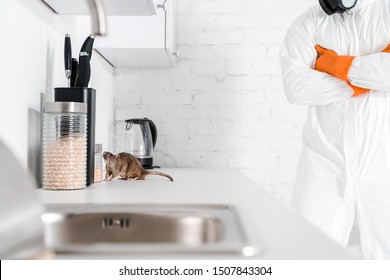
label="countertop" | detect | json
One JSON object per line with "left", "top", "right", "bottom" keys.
{"left": 37, "top": 168, "right": 353, "bottom": 259}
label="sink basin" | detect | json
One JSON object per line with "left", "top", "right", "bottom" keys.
{"left": 42, "top": 204, "right": 259, "bottom": 256}
{"left": 43, "top": 210, "right": 222, "bottom": 244}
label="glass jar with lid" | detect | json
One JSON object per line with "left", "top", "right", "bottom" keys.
{"left": 42, "top": 102, "right": 87, "bottom": 190}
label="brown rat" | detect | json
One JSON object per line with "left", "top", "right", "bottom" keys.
{"left": 103, "top": 151, "right": 173, "bottom": 182}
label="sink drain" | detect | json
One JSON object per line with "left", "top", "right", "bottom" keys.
{"left": 102, "top": 217, "right": 130, "bottom": 229}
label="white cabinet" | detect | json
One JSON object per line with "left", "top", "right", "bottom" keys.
{"left": 94, "top": 0, "right": 176, "bottom": 68}
{"left": 43, "top": 0, "right": 176, "bottom": 68}
{"left": 42, "top": 0, "right": 158, "bottom": 16}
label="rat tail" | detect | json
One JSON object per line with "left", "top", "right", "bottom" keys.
{"left": 144, "top": 171, "right": 174, "bottom": 182}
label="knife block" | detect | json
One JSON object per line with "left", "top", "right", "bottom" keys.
{"left": 54, "top": 87, "right": 96, "bottom": 186}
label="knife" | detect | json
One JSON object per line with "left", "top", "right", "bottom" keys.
{"left": 80, "top": 34, "right": 95, "bottom": 61}
{"left": 70, "top": 58, "right": 78, "bottom": 87}
{"left": 75, "top": 52, "right": 90, "bottom": 88}
{"left": 64, "top": 34, "right": 72, "bottom": 87}
{"left": 74, "top": 34, "right": 95, "bottom": 87}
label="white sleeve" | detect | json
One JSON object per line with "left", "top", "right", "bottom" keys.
{"left": 279, "top": 11, "right": 353, "bottom": 106}
{"left": 349, "top": 53, "right": 390, "bottom": 91}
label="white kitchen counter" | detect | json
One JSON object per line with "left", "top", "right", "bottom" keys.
{"left": 37, "top": 168, "right": 353, "bottom": 259}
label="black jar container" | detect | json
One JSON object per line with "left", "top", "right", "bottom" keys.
{"left": 54, "top": 87, "right": 96, "bottom": 186}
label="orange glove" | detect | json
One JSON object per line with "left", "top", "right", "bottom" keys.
{"left": 347, "top": 82, "right": 369, "bottom": 97}
{"left": 381, "top": 44, "right": 390, "bottom": 52}
{"left": 315, "top": 45, "right": 369, "bottom": 97}
{"left": 315, "top": 45, "right": 355, "bottom": 81}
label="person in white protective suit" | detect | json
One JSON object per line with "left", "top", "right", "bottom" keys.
{"left": 280, "top": 0, "right": 390, "bottom": 259}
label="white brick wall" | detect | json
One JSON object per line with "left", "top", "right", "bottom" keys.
{"left": 114, "top": 0, "right": 317, "bottom": 205}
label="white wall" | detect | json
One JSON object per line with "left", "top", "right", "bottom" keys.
{"left": 114, "top": 0, "right": 316, "bottom": 204}
{"left": 0, "top": 0, "right": 114, "bottom": 183}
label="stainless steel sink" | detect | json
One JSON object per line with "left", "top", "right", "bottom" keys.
{"left": 42, "top": 204, "right": 259, "bottom": 256}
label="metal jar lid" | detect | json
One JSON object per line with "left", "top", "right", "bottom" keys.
{"left": 43, "top": 102, "right": 87, "bottom": 114}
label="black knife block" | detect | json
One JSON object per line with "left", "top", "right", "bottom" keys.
{"left": 54, "top": 87, "right": 96, "bottom": 186}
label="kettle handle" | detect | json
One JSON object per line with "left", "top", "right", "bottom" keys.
{"left": 145, "top": 118, "right": 157, "bottom": 149}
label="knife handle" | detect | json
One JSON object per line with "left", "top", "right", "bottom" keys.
{"left": 75, "top": 52, "right": 90, "bottom": 88}
{"left": 64, "top": 34, "right": 72, "bottom": 79}
{"left": 80, "top": 34, "right": 95, "bottom": 61}
{"left": 70, "top": 58, "right": 78, "bottom": 87}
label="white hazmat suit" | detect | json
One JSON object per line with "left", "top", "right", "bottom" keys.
{"left": 280, "top": 0, "right": 390, "bottom": 259}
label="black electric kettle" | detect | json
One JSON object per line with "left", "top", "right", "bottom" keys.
{"left": 124, "top": 118, "right": 157, "bottom": 168}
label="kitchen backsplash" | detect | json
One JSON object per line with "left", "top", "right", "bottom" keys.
{"left": 114, "top": 0, "right": 315, "bottom": 204}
